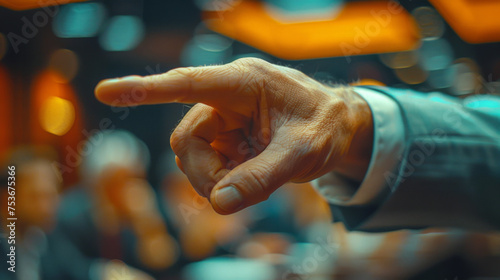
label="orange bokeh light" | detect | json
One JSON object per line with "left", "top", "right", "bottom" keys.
{"left": 429, "top": 0, "right": 500, "bottom": 44}
{"left": 0, "top": 0, "right": 87, "bottom": 11}
{"left": 203, "top": 1, "right": 421, "bottom": 60}
{"left": 0, "top": 65, "right": 13, "bottom": 156}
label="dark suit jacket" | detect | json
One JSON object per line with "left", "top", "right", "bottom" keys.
{"left": 330, "top": 87, "right": 500, "bottom": 232}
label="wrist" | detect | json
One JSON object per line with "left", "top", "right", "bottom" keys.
{"left": 332, "top": 86, "right": 374, "bottom": 182}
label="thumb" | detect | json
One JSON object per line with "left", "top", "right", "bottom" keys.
{"left": 209, "top": 144, "right": 295, "bottom": 214}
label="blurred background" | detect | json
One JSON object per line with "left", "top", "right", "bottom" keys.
{"left": 0, "top": 0, "right": 500, "bottom": 279}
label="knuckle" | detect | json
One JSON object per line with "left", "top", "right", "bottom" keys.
{"left": 230, "top": 58, "right": 284, "bottom": 93}
{"left": 170, "top": 125, "right": 188, "bottom": 156}
{"left": 230, "top": 57, "right": 277, "bottom": 78}
{"left": 232, "top": 57, "right": 270, "bottom": 70}
{"left": 246, "top": 166, "right": 271, "bottom": 200}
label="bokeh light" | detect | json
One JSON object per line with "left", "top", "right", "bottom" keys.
{"left": 0, "top": 66, "right": 13, "bottom": 155}
{"left": 351, "top": 79, "right": 386, "bottom": 86}
{"left": 195, "top": 0, "right": 242, "bottom": 12}
{"left": 48, "top": 49, "right": 79, "bottom": 83}
{"left": 427, "top": 0, "right": 500, "bottom": 44}
{"left": 412, "top": 7, "right": 445, "bottom": 40}
{"left": 185, "top": 257, "right": 276, "bottom": 280}
{"left": 0, "top": 33, "right": 6, "bottom": 60}
{"left": 181, "top": 34, "right": 233, "bottom": 66}
{"left": 39, "top": 96, "right": 76, "bottom": 136}
{"left": 427, "top": 67, "right": 456, "bottom": 89}
{"left": 418, "top": 39, "right": 453, "bottom": 71}
{"left": 266, "top": 0, "right": 342, "bottom": 14}
{"left": 451, "top": 59, "right": 480, "bottom": 96}
{"left": 99, "top": 16, "right": 145, "bottom": 51}
{"left": 265, "top": 0, "right": 344, "bottom": 22}
{"left": 53, "top": 2, "right": 106, "bottom": 38}
{"left": 395, "top": 64, "right": 428, "bottom": 85}
{"left": 379, "top": 51, "right": 418, "bottom": 69}
{"left": 203, "top": 0, "right": 420, "bottom": 60}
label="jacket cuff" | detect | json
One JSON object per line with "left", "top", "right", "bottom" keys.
{"left": 313, "top": 87, "right": 405, "bottom": 205}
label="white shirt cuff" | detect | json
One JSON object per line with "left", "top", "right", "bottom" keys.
{"left": 312, "top": 87, "right": 405, "bottom": 206}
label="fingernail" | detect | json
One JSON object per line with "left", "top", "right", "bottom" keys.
{"left": 215, "top": 185, "right": 243, "bottom": 212}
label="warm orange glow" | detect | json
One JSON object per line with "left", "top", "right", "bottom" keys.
{"left": 395, "top": 64, "right": 428, "bottom": 85}
{"left": 30, "top": 70, "right": 84, "bottom": 187}
{"left": 0, "top": 65, "right": 13, "bottom": 155}
{"left": 351, "top": 79, "right": 386, "bottom": 86}
{"left": 39, "top": 96, "right": 75, "bottom": 136}
{"left": 379, "top": 51, "right": 418, "bottom": 69}
{"left": 0, "top": 0, "right": 87, "bottom": 11}
{"left": 203, "top": 1, "right": 420, "bottom": 60}
{"left": 30, "top": 70, "right": 82, "bottom": 140}
{"left": 429, "top": 0, "right": 500, "bottom": 44}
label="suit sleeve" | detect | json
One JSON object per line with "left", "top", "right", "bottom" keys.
{"left": 314, "top": 86, "right": 500, "bottom": 232}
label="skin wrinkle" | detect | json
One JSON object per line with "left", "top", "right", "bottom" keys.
{"left": 248, "top": 142, "right": 292, "bottom": 198}
{"left": 168, "top": 68, "right": 194, "bottom": 104}
{"left": 95, "top": 57, "right": 374, "bottom": 214}
{"left": 204, "top": 65, "right": 359, "bottom": 192}
{"left": 289, "top": 88, "right": 355, "bottom": 182}
{"left": 246, "top": 164, "right": 272, "bottom": 201}
{"left": 258, "top": 78, "right": 271, "bottom": 146}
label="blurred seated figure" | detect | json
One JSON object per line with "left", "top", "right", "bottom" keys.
{"left": 158, "top": 153, "right": 251, "bottom": 261}
{"left": 0, "top": 146, "right": 63, "bottom": 280}
{"left": 56, "top": 130, "right": 178, "bottom": 279}
{"left": 158, "top": 152, "right": 332, "bottom": 262}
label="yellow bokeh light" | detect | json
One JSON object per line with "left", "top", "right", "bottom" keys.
{"left": 40, "top": 96, "right": 75, "bottom": 136}
{"left": 351, "top": 79, "right": 386, "bottom": 87}
{"left": 379, "top": 51, "right": 418, "bottom": 69}
{"left": 395, "top": 65, "right": 428, "bottom": 85}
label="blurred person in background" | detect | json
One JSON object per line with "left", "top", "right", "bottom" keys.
{"left": 55, "top": 130, "right": 178, "bottom": 279}
{"left": 0, "top": 147, "right": 63, "bottom": 280}
{"left": 158, "top": 152, "right": 331, "bottom": 264}
{"left": 0, "top": 147, "right": 151, "bottom": 280}
{"left": 157, "top": 151, "right": 298, "bottom": 262}
{"left": 159, "top": 161, "right": 251, "bottom": 261}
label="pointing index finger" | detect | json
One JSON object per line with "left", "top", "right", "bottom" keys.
{"left": 95, "top": 63, "right": 245, "bottom": 108}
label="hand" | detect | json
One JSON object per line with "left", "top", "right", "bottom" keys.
{"left": 95, "top": 58, "right": 373, "bottom": 214}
